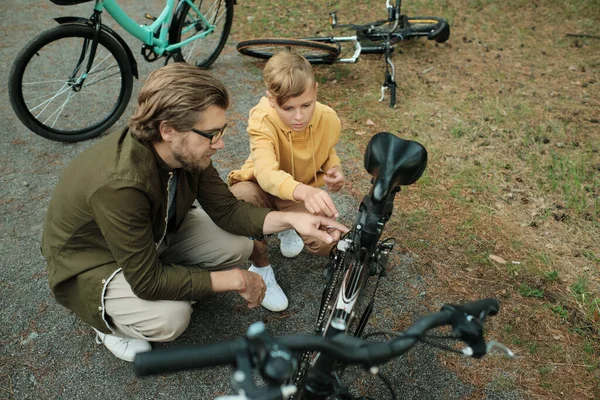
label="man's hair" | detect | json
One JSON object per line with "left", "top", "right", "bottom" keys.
{"left": 263, "top": 52, "right": 316, "bottom": 106}
{"left": 129, "top": 63, "right": 229, "bottom": 142}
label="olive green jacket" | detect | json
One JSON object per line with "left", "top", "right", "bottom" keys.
{"left": 41, "top": 129, "right": 270, "bottom": 333}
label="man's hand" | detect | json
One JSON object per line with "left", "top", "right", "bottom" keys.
{"left": 324, "top": 166, "right": 345, "bottom": 193}
{"left": 237, "top": 269, "right": 266, "bottom": 308}
{"left": 288, "top": 213, "right": 349, "bottom": 245}
{"left": 293, "top": 184, "right": 339, "bottom": 218}
{"left": 210, "top": 269, "right": 265, "bottom": 308}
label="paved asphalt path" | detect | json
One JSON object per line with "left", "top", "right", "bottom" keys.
{"left": 0, "top": 1, "right": 523, "bottom": 399}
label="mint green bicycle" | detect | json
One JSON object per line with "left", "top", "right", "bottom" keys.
{"left": 8, "top": 0, "right": 234, "bottom": 142}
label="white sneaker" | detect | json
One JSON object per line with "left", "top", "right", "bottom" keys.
{"left": 278, "top": 229, "right": 304, "bottom": 258}
{"left": 249, "top": 265, "right": 289, "bottom": 312}
{"left": 94, "top": 328, "right": 151, "bottom": 362}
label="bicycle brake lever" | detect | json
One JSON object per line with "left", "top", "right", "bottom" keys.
{"left": 461, "top": 341, "right": 514, "bottom": 358}
{"left": 486, "top": 341, "right": 515, "bottom": 357}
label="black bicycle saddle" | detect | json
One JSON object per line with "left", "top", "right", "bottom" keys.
{"left": 364, "top": 132, "right": 428, "bottom": 203}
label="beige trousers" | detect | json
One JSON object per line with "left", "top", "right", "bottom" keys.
{"left": 103, "top": 207, "right": 253, "bottom": 341}
{"left": 229, "top": 181, "right": 335, "bottom": 257}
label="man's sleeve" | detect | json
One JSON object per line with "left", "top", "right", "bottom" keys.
{"left": 195, "top": 163, "right": 272, "bottom": 237}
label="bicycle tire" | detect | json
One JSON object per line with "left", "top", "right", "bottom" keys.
{"left": 8, "top": 24, "right": 133, "bottom": 142}
{"left": 236, "top": 38, "right": 340, "bottom": 64}
{"left": 406, "top": 17, "right": 450, "bottom": 43}
{"left": 170, "top": 0, "right": 234, "bottom": 68}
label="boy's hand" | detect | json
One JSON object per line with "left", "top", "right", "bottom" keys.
{"left": 324, "top": 166, "right": 345, "bottom": 193}
{"left": 293, "top": 184, "right": 339, "bottom": 218}
{"left": 305, "top": 187, "right": 339, "bottom": 218}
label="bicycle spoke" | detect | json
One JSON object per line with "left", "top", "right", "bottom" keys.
{"left": 23, "top": 87, "right": 72, "bottom": 104}
{"left": 202, "top": 0, "right": 225, "bottom": 24}
{"left": 22, "top": 79, "right": 72, "bottom": 86}
{"left": 30, "top": 83, "right": 72, "bottom": 114}
{"left": 44, "top": 88, "right": 77, "bottom": 128}
{"left": 83, "top": 71, "right": 122, "bottom": 88}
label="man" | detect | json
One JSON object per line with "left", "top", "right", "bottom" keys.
{"left": 41, "top": 63, "right": 347, "bottom": 362}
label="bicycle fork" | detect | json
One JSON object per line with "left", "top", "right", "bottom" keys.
{"left": 70, "top": 10, "right": 103, "bottom": 91}
{"left": 379, "top": 1, "right": 399, "bottom": 108}
{"left": 379, "top": 50, "right": 397, "bottom": 108}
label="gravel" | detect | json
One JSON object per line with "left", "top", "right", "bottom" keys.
{"left": 0, "top": 1, "right": 524, "bottom": 399}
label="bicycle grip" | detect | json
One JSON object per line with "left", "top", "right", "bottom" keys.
{"left": 454, "top": 298, "right": 499, "bottom": 318}
{"left": 134, "top": 340, "right": 241, "bottom": 377}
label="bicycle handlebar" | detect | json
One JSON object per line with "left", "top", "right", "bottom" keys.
{"left": 134, "top": 298, "right": 501, "bottom": 378}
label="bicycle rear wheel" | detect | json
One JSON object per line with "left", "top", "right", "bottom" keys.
{"left": 8, "top": 24, "right": 133, "bottom": 142}
{"left": 170, "top": 0, "right": 234, "bottom": 68}
{"left": 236, "top": 38, "right": 340, "bottom": 64}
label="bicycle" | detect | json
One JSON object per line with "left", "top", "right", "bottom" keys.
{"left": 134, "top": 299, "right": 513, "bottom": 399}
{"left": 8, "top": 0, "right": 234, "bottom": 143}
{"left": 132, "top": 132, "right": 515, "bottom": 399}
{"left": 236, "top": 0, "right": 450, "bottom": 109}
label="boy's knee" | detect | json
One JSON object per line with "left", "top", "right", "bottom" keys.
{"left": 230, "top": 182, "right": 269, "bottom": 208}
{"left": 305, "top": 239, "right": 335, "bottom": 258}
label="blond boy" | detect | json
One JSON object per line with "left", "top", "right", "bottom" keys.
{"left": 228, "top": 52, "right": 344, "bottom": 312}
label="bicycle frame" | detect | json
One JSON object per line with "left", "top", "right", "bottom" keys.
{"left": 294, "top": 133, "right": 428, "bottom": 399}
{"left": 298, "top": 197, "right": 397, "bottom": 399}
{"left": 95, "top": 0, "right": 218, "bottom": 55}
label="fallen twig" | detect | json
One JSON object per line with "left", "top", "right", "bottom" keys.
{"left": 566, "top": 33, "right": 600, "bottom": 39}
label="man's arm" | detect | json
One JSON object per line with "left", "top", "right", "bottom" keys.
{"left": 262, "top": 210, "right": 348, "bottom": 243}
{"left": 210, "top": 268, "right": 265, "bottom": 308}
{"left": 196, "top": 162, "right": 271, "bottom": 238}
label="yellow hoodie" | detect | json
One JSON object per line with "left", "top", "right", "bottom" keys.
{"left": 228, "top": 97, "right": 342, "bottom": 201}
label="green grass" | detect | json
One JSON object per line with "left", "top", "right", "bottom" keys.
{"left": 544, "top": 270, "right": 559, "bottom": 282}
{"left": 518, "top": 283, "right": 544, "bottom": 299}
{"left": 551, "top": 305, "right": 568, "bottom": 320}
{"left": 232, "top": 1, "right": 600, "bottom": 397}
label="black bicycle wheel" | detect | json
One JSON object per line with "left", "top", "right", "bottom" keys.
{"left": 8, "top": 24, "right": 133, "bottom": 142}
{"left": 170, "top": 0, "right": 234, "bottom": 68}
{"left": 236, "top": 38, "right": 340, "bottom": 64}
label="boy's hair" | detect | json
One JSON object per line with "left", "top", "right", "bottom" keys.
{"left": 129, "top": 63, "right": 229, "bottom": 142}
{"left": 263, "top": 52, "right": 316, "bottom": 106}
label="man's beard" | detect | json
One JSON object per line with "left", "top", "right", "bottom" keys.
{"left": 173, "top": 137, "right": 211, "bottom": 174}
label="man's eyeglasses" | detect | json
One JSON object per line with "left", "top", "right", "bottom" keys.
{"left": 190, "top": 124, "right": 228, "bottom": 144}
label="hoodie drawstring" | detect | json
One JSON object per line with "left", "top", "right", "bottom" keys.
{"left": 287, "top": 130, "right": 295, "bottom": 179}
{"left": 309, "top": 125, "right": 318, "bottom": 187}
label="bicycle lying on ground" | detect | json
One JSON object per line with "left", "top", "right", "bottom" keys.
{"left": 236, "top": 0, "right": 449, "bottom": 109}
{"left": 134, "top": 132, "right": 513, "bottom": 399}
{"left": 8, "top": 0, "right": 234, "bottom": 142}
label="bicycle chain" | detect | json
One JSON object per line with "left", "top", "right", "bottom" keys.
{"left": 288, "top": 252, "right": 349, "bottom": 394}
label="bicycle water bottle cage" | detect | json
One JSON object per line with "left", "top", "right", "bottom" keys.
{"left": 364, "top": 132, "right": 428, "bottom": 204}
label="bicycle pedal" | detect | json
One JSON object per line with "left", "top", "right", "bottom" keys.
{"left": 144, "top": 13, "right": 157, "bottom": 21}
